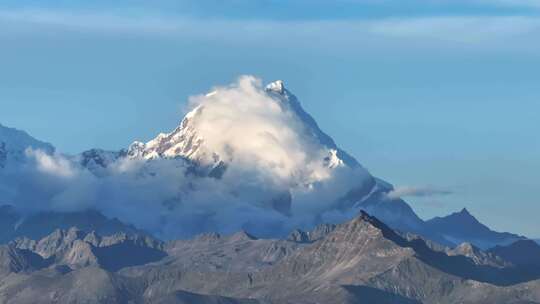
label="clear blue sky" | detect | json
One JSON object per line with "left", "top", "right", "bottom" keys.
{"left": 1, "top": 0, "right": 539, "bottom": 237}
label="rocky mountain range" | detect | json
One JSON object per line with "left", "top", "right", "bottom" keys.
{"left": 0, "top": 78, "right": 538, "bottom": 303}
{"left": 0, "top": 211, "right": 539, "bottom": 304}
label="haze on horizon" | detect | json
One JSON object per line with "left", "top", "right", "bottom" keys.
{"left": 0, "top": 0, "right": 539, "bottom": 237}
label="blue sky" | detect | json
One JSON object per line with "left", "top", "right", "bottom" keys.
{"left": 1, "top": 0, "right": 539, "bottom": 237}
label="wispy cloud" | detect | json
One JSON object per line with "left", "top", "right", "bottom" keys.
{"left": 385, "top": 186, "right": 453, "bottom": 200}
{"left": 370, "top": 16, "right": 540, "bottom": 42}
{"left": 25, "top": 148, "right": 76, "bottom": 178}
{"left": 0, "top": 9, "right": 191, "bottom": 34}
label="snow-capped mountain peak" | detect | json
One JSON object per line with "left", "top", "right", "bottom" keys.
{"left": 126, "top": 78, "right": 365, "bottom": 185}
{"left": 0, "top": 77, "right": 528, "bottom": 248}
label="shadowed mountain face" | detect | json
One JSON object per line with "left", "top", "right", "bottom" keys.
{"left": 488, "top": 240, "right": 540, "bottom": 267}
{"left": 1, "top": 211, "right": 538, "bottom": 304}
{"left": 0, "top": 245, "right": 49, "bottom": 276}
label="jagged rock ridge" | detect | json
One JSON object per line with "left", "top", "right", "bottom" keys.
{"left": 0, "top": 206, "right": 143, "bottom": 244}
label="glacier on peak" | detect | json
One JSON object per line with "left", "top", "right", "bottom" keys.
{"left": 265, "top": 80, "right": 285, "bottom": 94}
{"left": 126, "top": 76, "right": 366, "bottom": 187}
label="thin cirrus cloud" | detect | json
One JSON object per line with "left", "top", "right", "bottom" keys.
{"left": 1, "top": 8, "right": 540, "bottom": 48}
{"left": 483, "top": 0, "right": 540, "bottom": 8}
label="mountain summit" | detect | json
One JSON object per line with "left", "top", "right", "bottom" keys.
{"left": 0, "top": 124, "right": 54, "bottom": 168}
{"left": 426, "top": 208, "right": 524, "bottom": 249}
{"left": 127, "top": 77, "right": 361, "bottom": 175}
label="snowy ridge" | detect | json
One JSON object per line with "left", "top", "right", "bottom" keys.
{"left": 264, "top": 80, "right": 361, "bottom": 169}
{"left": 0, "top": 124, "right": 55, "bottom": 168}
{"left": 127, "top": 105, "right": 209, "bottom": 163}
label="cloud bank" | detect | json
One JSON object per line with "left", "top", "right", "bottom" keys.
{"left": 0, "top": 76, "right": 371, "bottom": 239}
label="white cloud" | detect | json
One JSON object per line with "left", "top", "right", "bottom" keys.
{"left": 187, "top": 76, "right": 335, "bottom": 186}
{"left": 25, "top": 148, "right": 76, "bottom": 178}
